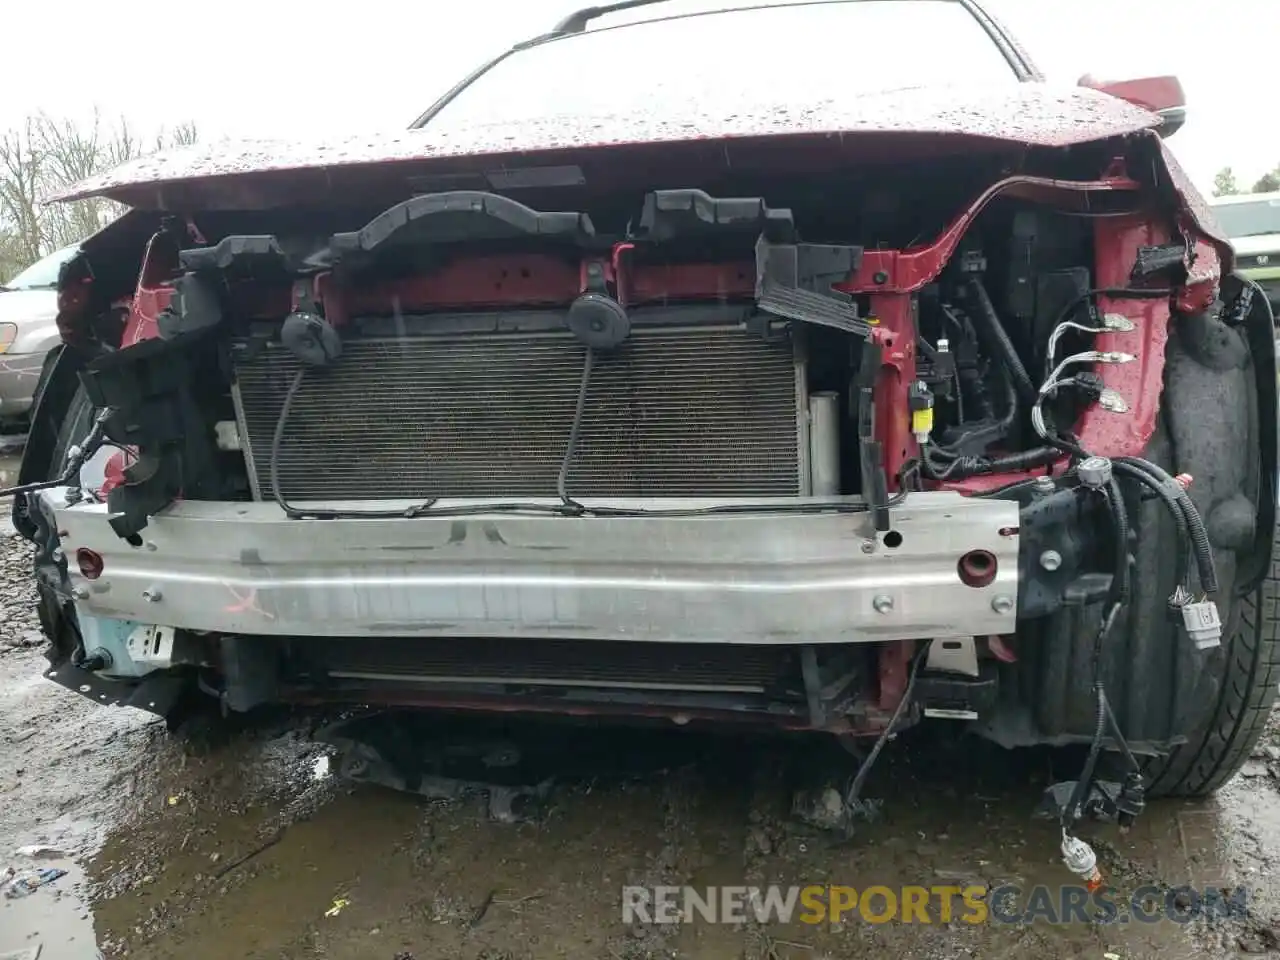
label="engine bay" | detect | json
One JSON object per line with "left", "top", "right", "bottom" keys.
{"left": 47, "top": 163, "right": 1182, "bottom": 532}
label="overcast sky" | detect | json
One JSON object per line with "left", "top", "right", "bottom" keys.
{"left": 1, "top": 0, "right": 1273, "bottom": 195}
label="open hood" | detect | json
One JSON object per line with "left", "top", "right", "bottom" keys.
{"left": 53, "top": 82, "right": 1162, "bottom": 209}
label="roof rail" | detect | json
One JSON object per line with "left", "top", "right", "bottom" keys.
{"left": 551, "top": 0, "right": 676, "bottom": 34}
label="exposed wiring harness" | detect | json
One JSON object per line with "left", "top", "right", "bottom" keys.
{"left": 1029, "top": 287, "right": 1239, "bottom": 843}
{"left": 1031, "top": 349, "right": 1135, "bottom": 446}
{"left": 0, "top": 408, "right": 114, "bottom": 501}
{"left": 841, "top": 640, "right": 931, "bottom": 827}
{"left": 1062, "top": 477, "right": 1130, "bottom": 828}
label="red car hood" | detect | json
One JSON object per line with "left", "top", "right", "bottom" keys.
{"left": 55, "top": 82, "right": 1162, "bottom": 207}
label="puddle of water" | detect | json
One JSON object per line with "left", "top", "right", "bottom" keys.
{"left": 0, "top": 859, "right": 98, "bottom": 960}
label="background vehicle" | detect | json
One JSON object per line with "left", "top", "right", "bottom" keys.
{"left": 0, "top": 245, "right": 77, "bottom": 430}
{"left": 1211, "top": 191, "right": 1280, "bottom": 310}
{"left": 7, "top": 0, "right": 1277, "bottom": 825}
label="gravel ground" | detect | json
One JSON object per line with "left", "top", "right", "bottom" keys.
{"left": 3, "top": 461, "right": 1280, "bottom": 959}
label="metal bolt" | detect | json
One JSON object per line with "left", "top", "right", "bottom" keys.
{"left": 142, "top": 587, "right": 162, "bottom": 603}
{"left": 1033, "top": 476, "right": 1055, "bottom": 492}
{"left": 1039, "top": 549, "right": 1063, "bottom": 572}
{"left": 71, "top": 585, "right": 89, "bottom": 600}
{"left": 873, "top": 595, "right": 894, "bottom": 614}
{"left": 860, "top": 540, "right": 876, "bottom": 555}
{"left": 991, "top": 595, "right": 1015, "bottom": 615}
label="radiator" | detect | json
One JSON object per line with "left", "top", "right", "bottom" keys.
{"left": 233, "top": 322, "right": 806, "bottom": 501}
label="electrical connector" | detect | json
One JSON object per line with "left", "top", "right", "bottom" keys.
{"left": 908, "top": 380, "right": 934, "bottom": 445}
{"left": 1115, "top": 772, "right": 1146, "bottom": 828}
{"left": 1064, "top": 372, "right": 1127, "bottom": 411}
{"left": 1072, "top": 371, "right": 1106, "bottom": 402}
{"left": 1098, "top": 388, "right": 1129, "bottom": 413}
{"left": 1096, "top": 351, "right": 1136, "bottom": 364}
{"left": 1182, "top": 600, "right": 1222, "bottom": 650}
{"left": 1061, "top": 833, "right": 1103, "bottom": 891}
{"left": 1077, "top": 456, "right": 1113, "bottom": 489}
{"left": 1100, "top": 313, "right": 1136, "bottom": 332}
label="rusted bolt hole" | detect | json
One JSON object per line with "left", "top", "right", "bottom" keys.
{"left": 957, "top": 549, "right": 998, "bottom": 588}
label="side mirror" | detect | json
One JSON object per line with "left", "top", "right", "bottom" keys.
{"left": 1078, "top": 74, "right": 1187, "bottom": 138}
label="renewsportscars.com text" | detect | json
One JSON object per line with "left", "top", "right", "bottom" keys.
{"left": 622, "top": 884, "right": 1251, "bottom": 926}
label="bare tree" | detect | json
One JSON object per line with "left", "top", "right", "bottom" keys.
{"left": 0, "top": 113, "right": 198, "bottom": 283}
{"left": 1253, "top": 164, "right": 1280, "bottom": 194}
{"left": 0, "top": 120, "right": 47, "bottom": 269}
{"left": 1212, "top": 167, "right": 1240, "bottom": 198}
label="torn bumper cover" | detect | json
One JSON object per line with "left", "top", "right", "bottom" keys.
{"left": 47, "top": 491, "right": 1017, "bottom": 644}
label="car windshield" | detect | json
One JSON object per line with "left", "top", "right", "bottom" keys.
{"left": 422, "top": 0, "right": 1019, "bottom": 129}
{"left": 1214, "top": 196, "right": 1280, "bottom": 239}
{"left": 6, "top": 245, "right": 78, "bottom": 291}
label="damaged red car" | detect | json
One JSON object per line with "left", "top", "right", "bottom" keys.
{"left": 9, "top": 0, "right": 1278, "bottom": 829}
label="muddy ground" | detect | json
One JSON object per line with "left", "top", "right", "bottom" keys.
{"left": 3, "top": 455, "right": 1280, "bottom": 959}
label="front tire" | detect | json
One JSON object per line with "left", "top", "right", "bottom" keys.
{"left": 1145, "top": 521, "right": 1280, "bottom": 797}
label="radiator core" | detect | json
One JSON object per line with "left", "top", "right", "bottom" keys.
{"left": 233, "top": 321, "right": 806, "bottom": 501}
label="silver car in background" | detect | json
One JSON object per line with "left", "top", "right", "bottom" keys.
{"left": 0, "top": 246, "right": 77, "bottom": 427}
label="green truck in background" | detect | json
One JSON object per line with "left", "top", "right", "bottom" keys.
{"left": 1212, "top": 191, "right": 1280, "bottom": 312}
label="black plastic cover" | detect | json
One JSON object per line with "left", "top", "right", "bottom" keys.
{"left": 754, "top": 236, "right": 868, "bottom": 338}
{"left": 635, "top": 189, "right": 795, "bottom": 243}
{"left": 179, "top": 236, "right": 286, "bottom": 273}
{"left": 329, "top": 192, "right": 596, "bottom": 256}
{"left": 156, "top": 273, "right": 224, "bottom": 340}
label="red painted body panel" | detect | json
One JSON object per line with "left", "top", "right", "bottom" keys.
{"left": 868, "top": 294, "right": 918, "bottom": 483}
{"left": 877, "top": 640, "right": 914, "bottom": 711}
{"left": 1079, "top": 75, "right": 1186, "bottom": 114}
{"left": 122, "top": 231, "right": 179, "bottom": 347}
{"left": 839, "top": 173, "right": 1146, "bottom": 295}
{"left": 1078, "top": 217, "right": 1172, "bottom": 456}
{"left": 55, "top": 83, "right": 1160, "bottom": 208}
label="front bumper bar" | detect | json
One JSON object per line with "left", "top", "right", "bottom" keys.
{"left": 49, "top": 492, "right": 1018, "bottom": 644}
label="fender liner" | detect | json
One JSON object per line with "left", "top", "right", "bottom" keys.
{"left": 1008, "top": 290, "right": 1271, "bottom": 751}
{"left": 1233, "top": 274, "right": 1277, "bottom": 593}
{"left": 10, "top": 343, "right": 88, "bottom": 540}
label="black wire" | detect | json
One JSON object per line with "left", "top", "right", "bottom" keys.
{"left": 266, "top": 363, "right": 890, "bottom": 521}
{"left": 1048, "top": 286, "right": 1173, "bottom": 335}
{"left": 0, "top": 408, "right": 112, "bottom": 500}
{"left": 557, "top": 347, "right": 593, "bottom": 515}
{"left": 270, "top": 334, "right": 921, "bottom": 520}
{"left": 1113, "top": 460, "right": 1190, "bottom": 593}
{"left": 966, "top": 278, "right": 1037, "bottom": 404}
{"left": 1042, "top": 286, "right": 1174, "bottom": 382}
{"left": 1114, "top": 456, "right": 1217, "bottom": 595}
{"left": 843, "top": 641, "right": 931, "bottom": 814}
{"left": 1101, "top": 689, "right": 1142, "bottom": 773}
{"left": 1105, "top": 476, "right": 1132, "bottom": 606}
{"left": 1062, "top": 480, "right": 1128, "bottom": 827}
{"left": 269, "top": 368, "right": 441, "bottom": 520}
